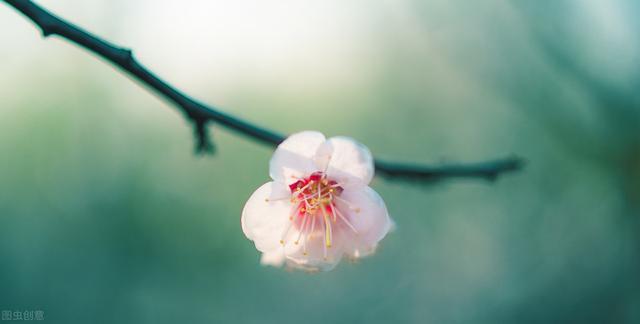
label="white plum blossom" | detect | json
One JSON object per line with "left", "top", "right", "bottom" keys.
{"left": 241, "top": 131, "right": 394, "bottom": 272}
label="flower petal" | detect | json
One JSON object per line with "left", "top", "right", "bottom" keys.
{"left": 241, "top": 181, "right": 294, "bottom": 253}
{"left": 314, "top": 136, "right": 374, "bottom": 187}
{"left": 270, "top": 131, "right": 326, "bottom": 183}
{"left": 285, "top": 228, "right": 346, "bottom": 272}
{"left": 335, "top": 186, "right": 393, "bottom": 258}
{"left": 260, "top": 250, "right": 286, "bottom": 267}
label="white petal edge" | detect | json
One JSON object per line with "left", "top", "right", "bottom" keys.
{"left": 270, "top": 131, "right": 326, "bottom": 184}
{"left": 260, "top": 250, "right": 286, "bottom": 267}
{"left": 336, "top": 186, "right": 393, "bottom": 258}
{"left": 314, "top": 136, "right": 374, "bottom": 188}
{"left": 241, "top": 181, "right": 294, "bottom": 253}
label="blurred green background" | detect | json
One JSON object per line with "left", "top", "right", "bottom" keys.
{"left": 1, "top": 0, "right": 639, "bottom": 323}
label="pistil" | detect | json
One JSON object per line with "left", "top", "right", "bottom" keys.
{"left": 278, "top": 171, "right": 359, "bottom": 258}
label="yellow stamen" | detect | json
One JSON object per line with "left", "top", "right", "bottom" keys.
{"left": 322, "top": 205, "right": 332, "bottom": 248}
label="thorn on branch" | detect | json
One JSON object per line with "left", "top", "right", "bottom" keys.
{"left": 39, "top": 23, "right": 56, "bottom": 37}
{"left": 193, "top": 118, "right": 214, "bottom": 155}
{"left": 116, "top": 48, "right": 134, "bottom": 64}
{"left": 37, "top": 13, "right": 60, "bottom": 37}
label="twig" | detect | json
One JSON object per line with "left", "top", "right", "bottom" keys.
{"left": 2, "top": 0, "right": 524, "bottom": 182}
{"left": 375, "top": 157, "right": 524, "bottom": 182}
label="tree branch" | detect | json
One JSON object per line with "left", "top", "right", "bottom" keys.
{"left": 375, "top": 157, "right": 524, "bottom": 182}
{"left": 2, "top": 0, "right": 524, "bottom": 182}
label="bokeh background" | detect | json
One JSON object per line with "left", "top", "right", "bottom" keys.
{"left": 1, "top": 0, "right": 639, "bottom": 323}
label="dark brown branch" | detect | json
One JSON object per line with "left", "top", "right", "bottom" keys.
{"left": 2, "top": 0, "right": 524, "bottom": 182}
{"left": 375, "top": 157, "right": 524, "bottom": 182}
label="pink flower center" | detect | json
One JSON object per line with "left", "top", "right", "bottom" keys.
{"left": 278, "top": 171, "right": 359, "bottom": 259}
{"left": 288, "top": 171, "right": 343, "bottom": 215}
